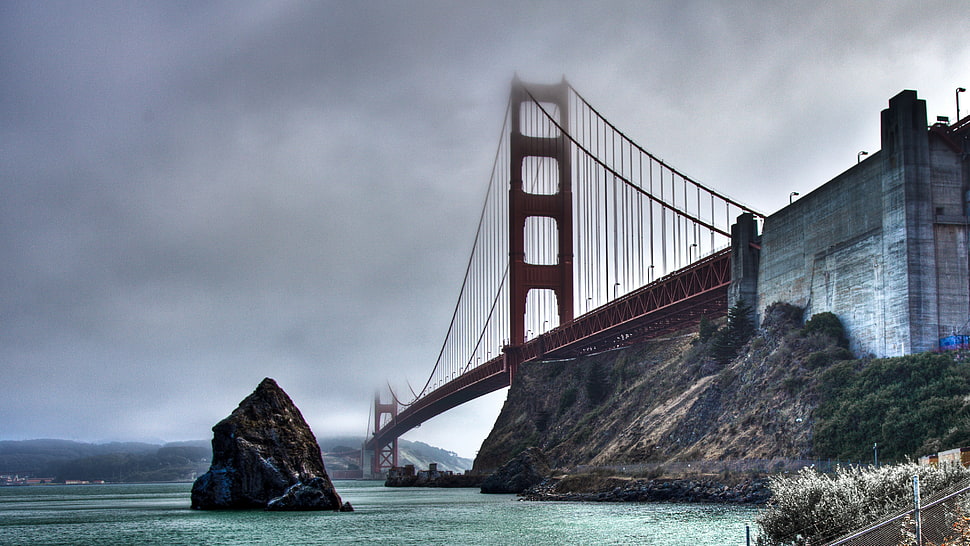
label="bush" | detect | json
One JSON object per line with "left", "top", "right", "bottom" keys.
{"left": 757, "top": 462, "right": 970, "bottom": 545}
{"left": 802, "top": 312, "right": 849, "bottom": 349}
{"left": 813, "top": 352, "right": 970, "bottom": 460}
{"left": 761, "top": 302, "right": 804, "bottom": 336}
{"left": 697, "top": 316, "right": 718, "bottom": 344}
{"left": 558, "top": 387, "right": 578, "bottom": 415}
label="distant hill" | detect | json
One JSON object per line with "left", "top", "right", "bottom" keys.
{"left": 0, "top": 439, "right": 210, "bottom": 482}
{"left": 1, "top": 437, "right": 472, "bottom": 482}
{"left": 398, "top": 440, "right": 473, "bottom": 473}
{"left": 318, "top": 436, "right": 473, "bottom": 474}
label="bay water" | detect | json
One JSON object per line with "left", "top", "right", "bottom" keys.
{"left": 0, "top": 481, "right": 760, "bottom": 545}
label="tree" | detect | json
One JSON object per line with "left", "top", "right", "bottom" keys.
{"left": 711, "top": 299, "right": 756, "bottom": 364}
{"left": 696, "top": 316, "right": 718, "bottom": 344}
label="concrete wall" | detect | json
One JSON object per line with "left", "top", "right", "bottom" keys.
{"left": 750, "top": 90, "right": 969, "bottom": 357}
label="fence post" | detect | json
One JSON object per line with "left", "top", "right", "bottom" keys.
{"left": 913, "top": 474, "right": 922, "bottom": 544}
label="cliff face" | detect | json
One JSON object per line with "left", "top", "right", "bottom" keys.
{"left": 474, "top": 305, "right": 846, "bottom": 472}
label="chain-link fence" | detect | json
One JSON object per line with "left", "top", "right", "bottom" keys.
{"left": 823, "top": 479, "right": 970, "bottom": 546}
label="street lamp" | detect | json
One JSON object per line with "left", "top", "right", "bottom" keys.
{"left": 958, "top": 87, "right": 967, "bottom": 120}
{"left": 789, "top": 191, "right": 799, "bottom": 204}
{"left": 857, "top": 151, "right": 868, "bottom": 164}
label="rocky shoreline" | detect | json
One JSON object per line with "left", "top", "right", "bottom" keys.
{"left": 519, "top": 476, "right": 771, "bottom": 504}
{"left": 384, "top": 463, "right": 484, "bottom": 488}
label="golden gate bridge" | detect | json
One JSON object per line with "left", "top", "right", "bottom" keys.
{"left": 364, "top": 77, "right": 762, "bottom": 474}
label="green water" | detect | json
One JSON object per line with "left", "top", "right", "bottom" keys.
{"left": 0, "top": 481, "right": 760, "bottom": 545}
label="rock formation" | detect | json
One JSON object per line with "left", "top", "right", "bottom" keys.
{"left": 473, "top": 304, "right": 842, "bottom": 473}
{"left": 190, "top": 377, "right": 343, "bottom": 510}
{"left": 520, "top": 476, "right": 771, "bottom": 504}
{"left": 480, "top": 447, "right": 550, "bottom": 494}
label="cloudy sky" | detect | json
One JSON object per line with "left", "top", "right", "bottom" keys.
{"left": 2, "top": 1, "right": 969, "bottom": 458}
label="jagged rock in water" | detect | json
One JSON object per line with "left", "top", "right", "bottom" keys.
{"left": 266, "top": 477, "right": 353, "bottom": 511}
{"left": 480, "top": 447, "right": 551, "bottom": 494}
{"left": 190, "top": 378, "right": 343, "bottom": 510}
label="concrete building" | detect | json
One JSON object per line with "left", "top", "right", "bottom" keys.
{"left": 733, "top": 90, "right": 970, "bottom": 357}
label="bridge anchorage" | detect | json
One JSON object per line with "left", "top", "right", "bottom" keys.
{"left": 364, "top": 77, "right": 761, "bottom": 476}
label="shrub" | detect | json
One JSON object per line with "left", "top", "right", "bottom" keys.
{"left": 558, "top": 387, "right": 578, "bottom": 415}
{"left": 761, "top": 302, "right": 804, "bottom": 336}
{"left": 697, "top": 316, "right": 718, "bottom": 344}
{"left": 802, "top": 312, "right": 849, "bottom": 349}
{"left": 757, "top": 462, "right": 970, "bottom": 545}
{"left": 805, "top": 347, "right": 852, "bottom": 371}
{"left": 814, "top": 352, "right": 970, "bottom": 460}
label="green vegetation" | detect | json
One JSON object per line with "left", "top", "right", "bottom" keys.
{"left": 710, "top": 299, "right": 756, "bottom": 364}
{"left": 585, "top": 364, "right": 611, "bottom": 404}
{"left": 696, "top": 316, "right": 718, "bottom": 344}
{"left": 757, "top": 462, "right": 970, "bottom": 545}
{"left": 0, "top": 440, "right": 210, "bottom": 482}
{"left": 558, "top": 387, "right": 578, "bottom": 415}
{"left": 814, "top": 351, "right": 970, "bottom": 461}
{"left": 802, "top": 311, "right": 849, "bottom": 349}
{"left": 53, "top": 447, "right": 209, "bottom": 482}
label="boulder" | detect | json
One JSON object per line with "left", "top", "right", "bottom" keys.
{"left": 480, "top": 447, "right": 551, "bottom": 494}
{"left": 190, "top": 377, "right": 343, "bottom": 510}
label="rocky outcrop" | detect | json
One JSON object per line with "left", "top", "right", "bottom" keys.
{"left": 520, "top": 476, "right": 771, "bottom": 504}
{"left": 190, "top": 378, "right": 343, "bottom": 510}
{"left": 474, "top": 304, "right": 843, "bottom": 473}
{"left": 480, "top": 447, "right": 550, "bottom": 494}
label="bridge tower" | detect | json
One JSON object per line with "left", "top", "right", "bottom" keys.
{"left": 370, "top": 393, "right": 398, "bottom": 476}
{"left": 508, "top": 78, "right": 573, "bottom": 362}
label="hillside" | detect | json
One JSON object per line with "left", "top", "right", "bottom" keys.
{"left": 473, "top": 303, "right": 970, "bottom": 473}
{"left": 319, "top": 437, "right": 473, "bottom": 474}
{"left": 0, "top": 439, "right": 210, "bottom": 482}
{"left": 2, "top": 436, "right": 473, "bottom": 482}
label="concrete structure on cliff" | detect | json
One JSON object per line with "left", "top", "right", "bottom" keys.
{"left": 732, "top": 90, "right": 970, "bottom": 357}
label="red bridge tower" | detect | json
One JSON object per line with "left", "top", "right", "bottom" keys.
{"left": 508, "top": 77, "right": 574, "bottom": 370}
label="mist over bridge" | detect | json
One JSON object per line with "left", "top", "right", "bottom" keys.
{"left": 364, "top": 78, "right": 761, "bottom": 475}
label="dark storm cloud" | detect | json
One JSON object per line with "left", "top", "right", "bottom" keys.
{"left": 2, "top": 1, "right": 968, "bottom": 456}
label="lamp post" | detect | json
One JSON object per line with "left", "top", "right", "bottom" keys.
{"left": 789, "top": 191, "right": 799, "bottom": 204}
{"left": 857, "top": 151, "right": 868, "bottom": 164}
{"left": 958, "top": 87, "right": 966, "bottom": 120}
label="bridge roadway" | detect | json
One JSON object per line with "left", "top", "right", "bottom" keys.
{"left": 365, "top": 248, "right": 732, "bottom": 452}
